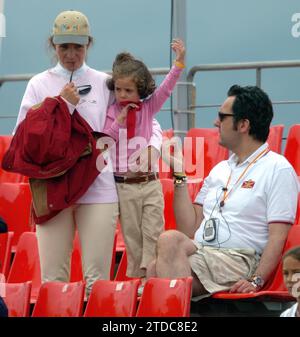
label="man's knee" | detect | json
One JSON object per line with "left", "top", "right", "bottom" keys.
{"left": 157, "top": 230, "right": 184, "bottom": 255}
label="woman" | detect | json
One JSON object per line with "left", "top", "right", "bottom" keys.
{"left": 14, "top": 10, "right": 162, "bottom": 296}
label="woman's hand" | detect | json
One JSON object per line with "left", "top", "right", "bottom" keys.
{"left": 171, "top": 38, "right": 186, "bottom": 65}
{"left": 117, "top": 102, "right": 139, "bottom": 125}
{"left": 60, "top": 83, "right": 80, "bottom": 106}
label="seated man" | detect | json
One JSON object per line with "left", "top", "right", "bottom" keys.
{"left": 149, "top": 85, "right": 299, "bottom": 297}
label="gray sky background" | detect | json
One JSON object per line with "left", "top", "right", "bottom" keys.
{"left": 0, "top": 0, "right": 300, "bottom": 135}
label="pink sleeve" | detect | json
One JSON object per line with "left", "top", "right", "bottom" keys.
{"left": 144, "top": 65, "right": 183, "bottom": 116}
{"left": 102, "top": 105, "right": 123, "bottom": 140}
{"left": 149, "top": 118, "right": 162, "bottom": 152}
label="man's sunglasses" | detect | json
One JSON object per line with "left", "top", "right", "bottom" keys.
{"left": 218, "top": 111, "right": 234, "bottom": 122}
{"left": 77, "top": 85, "right": 92, "bottom": 95}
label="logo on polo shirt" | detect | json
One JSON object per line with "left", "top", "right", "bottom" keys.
{"left": 241, "top": 179, "right": 255, "bottom": 188}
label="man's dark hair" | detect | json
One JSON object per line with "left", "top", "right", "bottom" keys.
{"left": 227, "top": 85, "right": 273, "bottom": 142}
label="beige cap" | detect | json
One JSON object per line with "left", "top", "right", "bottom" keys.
{"left": 52, "top": 10, "right": 90, "bottom": 45}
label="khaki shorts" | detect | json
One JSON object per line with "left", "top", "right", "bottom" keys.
{"left": 189, "top": 241, "right": 259, "bottom": 299}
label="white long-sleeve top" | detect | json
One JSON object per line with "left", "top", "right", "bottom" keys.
{"left": 14, "top": 62, "right": 162, "bottom": 204}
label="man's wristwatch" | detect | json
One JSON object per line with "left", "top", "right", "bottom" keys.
{"left": 250, "top": 275, "right": 265, "bottom": 290}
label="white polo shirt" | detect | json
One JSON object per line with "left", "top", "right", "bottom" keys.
{"left": 194, "top": 143, "right": 299, "bottom": 254}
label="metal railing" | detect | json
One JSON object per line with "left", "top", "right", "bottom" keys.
{"left": 186, "top": 60, "right": 300, "bottom": 129}
{"left": 0, "top": 67, "right": 170, "bottom": 118}
{"left": 0, "top": 68, "right": 170, "bottom": 87}
{"left": 2, "top": 60, "right": 300, "bottom": 131}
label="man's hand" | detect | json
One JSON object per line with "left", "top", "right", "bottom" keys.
{"left": 60, "top": 83, "right": 80, "bottom": 106}
{"left": 229, "top": 279, "right": 258, "bottom": 294}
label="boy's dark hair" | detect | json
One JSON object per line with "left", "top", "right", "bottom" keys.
{"left": 107, "top": 52, "right": 156, "bottom": 99}
{"left": 283, "top": 246, "right": 300, "bottom": 262}
{"left": 227, "top": 85, "right": 273, "bottom": 142}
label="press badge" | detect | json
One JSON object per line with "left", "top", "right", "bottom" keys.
{"left": 203, "top": 218, "right": 217, "bottom": 242}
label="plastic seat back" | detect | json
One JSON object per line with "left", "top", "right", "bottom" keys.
{"left": 0, "top": 135, "right": 28, "bottom": 183}
{"left": 284, "top": 124, "right": 300, "bottom": 175}
{"left": 0, "top": 182, "right": 32, "bottom": 250}
{"left": 136, "top": 277, "right": 193, "bottom": 317}
{"left": 115, "top": 221, "right": 126, "bottom": 253}
{"left": 84, "top": 279, "right": 140, "bottom": 317}
{"left": 160, "top": 178, "right": 203, "bottom": 230}
{"left": 1, "top": 281, "right": 32, "bottom": 317}
{"left": 185, "top": 128, "right": 228, "bottom": 180}
{"left": 159, "top": 129, "right": 174, "bottom": 179}
{"left": 7, "top": 232, "right": 41, "bottom": 302}
{"left": 160, "top": 178, "right": 176, "bottom": 230}
{"left": 267, "top": 125, "right": 284, "bottom": 154}
{"left": 0, "top": 231, "right": 14, "bottom": 278}
{"left": 32, "top": 281, "right": 85, "bottom": 317}
{"left": 114, "top": 250, "right": 139, "bottom": 282}
{"left": 265, "top": 225, "right": 300, "bottom": 292}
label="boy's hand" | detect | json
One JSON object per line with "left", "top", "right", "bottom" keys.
{"left": 171, "top": 38, "right": 185, "bottom": 65}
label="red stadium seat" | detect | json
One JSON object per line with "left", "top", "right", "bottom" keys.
{"left": 84, "top": 279, "right": 140, "bottom": 317}
{"left": 160, "top": 178, "right": 177, "bottom": 230}
{"left": 185, "top": 128, "right": 228, "bottom": 181}
{"left": 114, "top": 250, "right": 139, "bottom": 282}
{"left": 267, "top": 125, "right": 284, "bottom": 154}
{"left": 284, "top": 124, "right": 300, "bottom": 176}
{"left": 1, "top": 281, "right": 32, "bottom": 317}
{"left": 7, "top": 232, "right": 41, "bottom": 302}
{"left": 32, "top": 281, "right": 85, "bottom": 317}
{"left": 0, "top": 231, "right": 14, "bottom": 278}
{"left": 0, "top": 182, "right": 32, "bottom": 250}
{"left": 212, "top": 225, "right": 300, "bottom": 301}
{"left": 159, "top": 129, "right": 174, "bottom": 179}
{"left": 69, "top": 232, "right": 83, "bottom": 283}
{"left": 0, "top": 135, "right": 28, "bottom": 183}
{"left": 160, "top": 178, "right": 203, "bottom": 231}
{"left": 136, "top": 277, "right": 193, "bottom": 317}
{"left": 115, "top": 221, "right": 126, "bottom": 253}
